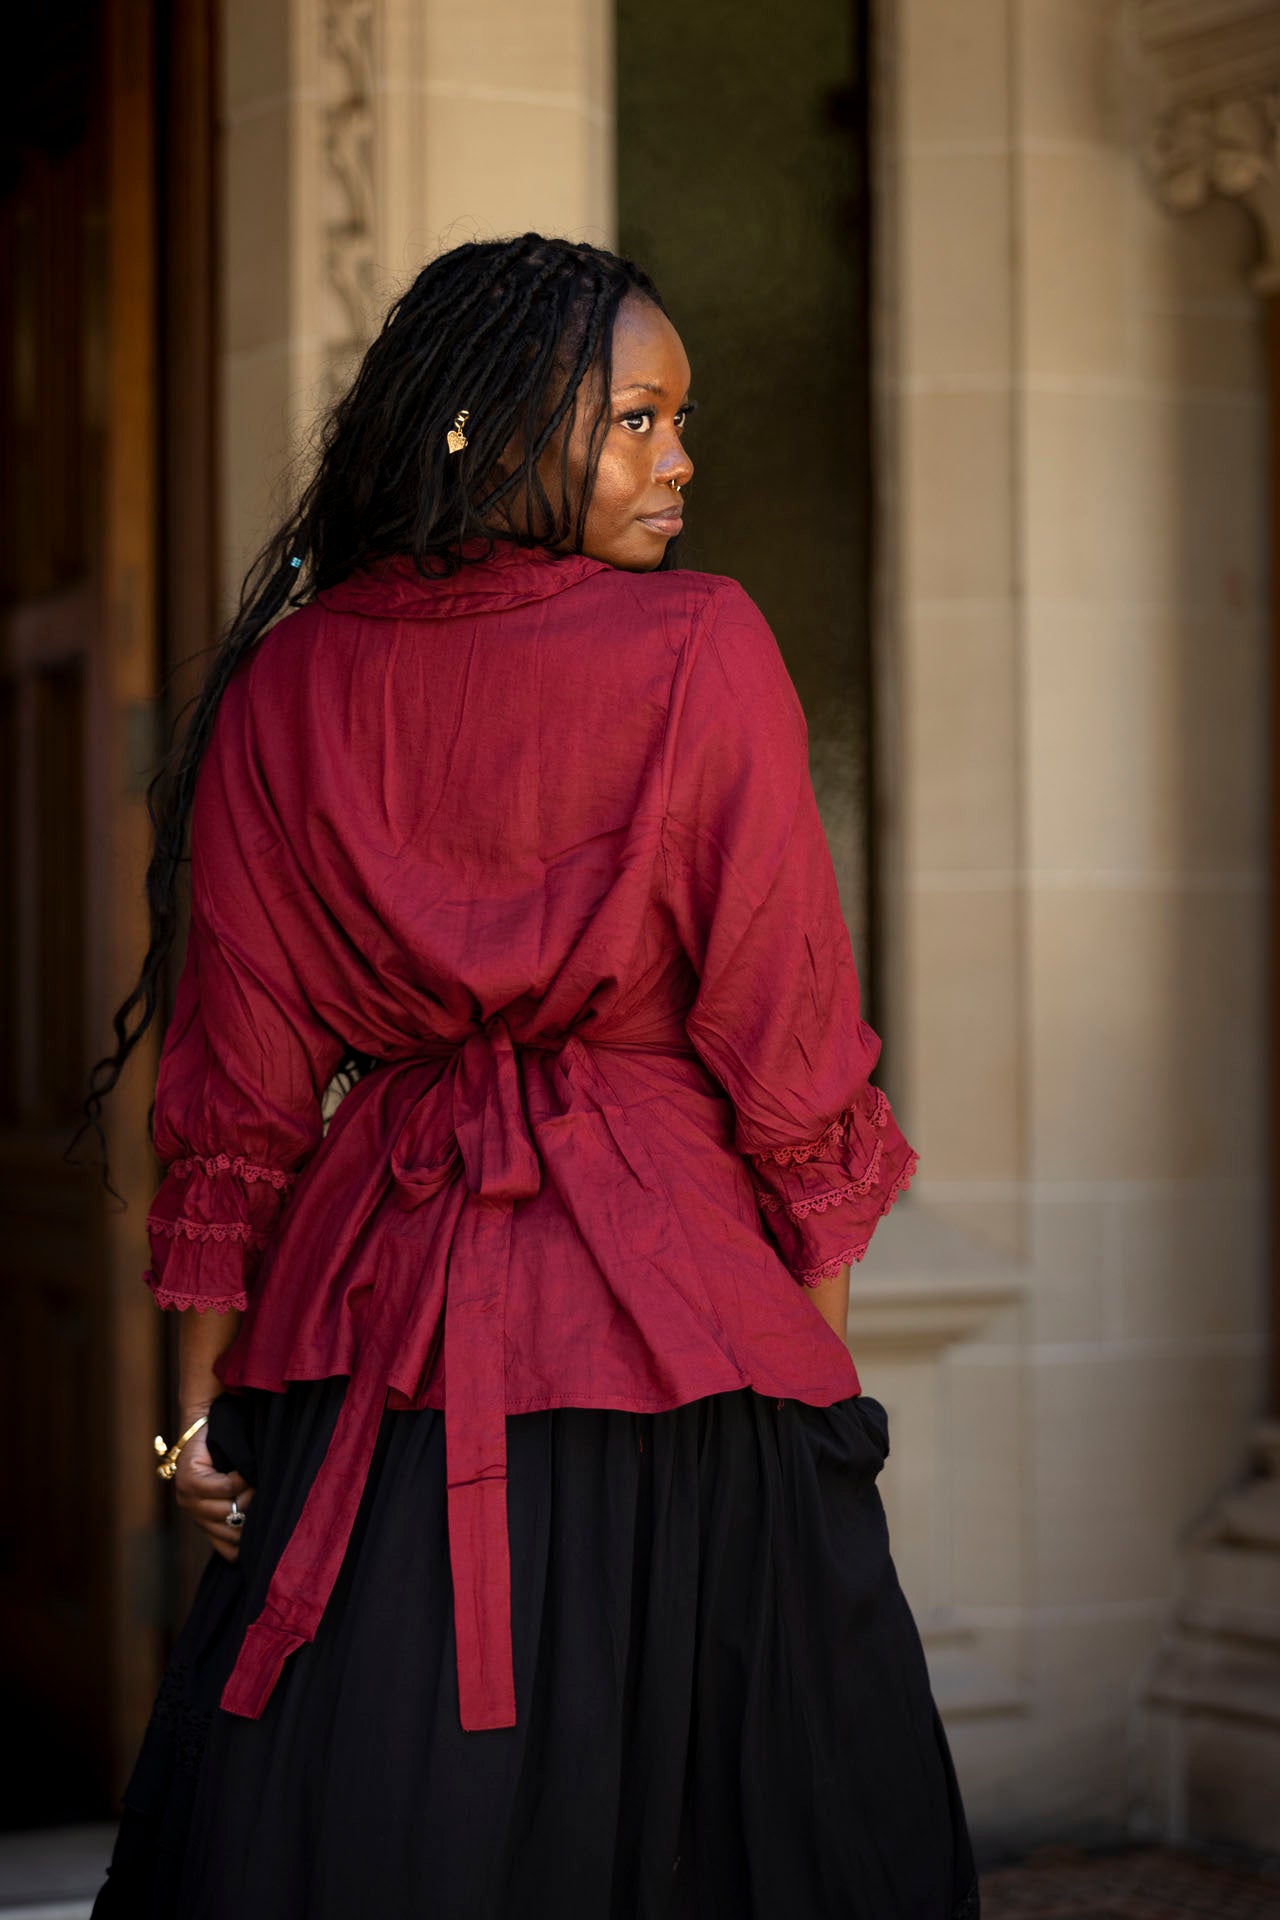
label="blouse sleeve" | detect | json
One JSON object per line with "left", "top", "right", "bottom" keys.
{"left": 142, "top": 672, "right": 346, "bottom": 1312}
{"left": 662, "top": 580, "right": 919, "bottom": 1286}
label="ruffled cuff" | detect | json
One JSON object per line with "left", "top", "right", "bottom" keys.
{"left": 142, "top": 1151, "right": 298, "bottom": 1311}
{"left": 746, "top": 1082, "right": 919, "bottom": 1286}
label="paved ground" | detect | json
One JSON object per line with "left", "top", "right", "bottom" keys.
{"left": 1, "top": 1825, "right": 1279, "bottom": 1915}
{"left": 0, "top": 1823, "right": 115, "bottom": 1917}
{"left": 980, "top": 1840, "right": 1280, "bottom": 1918}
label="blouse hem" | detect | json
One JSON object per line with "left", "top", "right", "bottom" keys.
{"left": 212, "top": 1361, "right": 863, "bottom": 1417}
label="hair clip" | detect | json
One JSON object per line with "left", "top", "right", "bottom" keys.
{"left": 446, "top": 410, "right": 470, "bottom": 455}
{"left": 288, "top": 555, "right": 303, "bottom": 569}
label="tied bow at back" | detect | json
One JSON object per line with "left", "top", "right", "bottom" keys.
{"left": 390, "top": 1014, "right": 543, "bottom": 1208}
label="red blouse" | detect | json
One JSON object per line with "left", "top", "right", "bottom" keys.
{"left": 143, "top": 541, "right": 919, "bottom": 1733}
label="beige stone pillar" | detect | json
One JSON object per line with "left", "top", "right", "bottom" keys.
{"left": 1123, "top": 0, "right": 1280, "bottom": 1854}
{"left": 869, "top": 0, "right": 1271, "bottom": 1851}
{"left": 220, "top": 0, "right": 614, "bottom": 608}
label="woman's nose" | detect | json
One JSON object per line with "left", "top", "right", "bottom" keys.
{"left": 656, "top": 439, "right": 694, "bottom": 489}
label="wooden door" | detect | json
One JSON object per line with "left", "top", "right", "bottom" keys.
{"left": 0, "top": 0, "right": 217, "bottom": 1815}
{"left": 1270, "top": 291, "right": 1280, "bottom": 1420}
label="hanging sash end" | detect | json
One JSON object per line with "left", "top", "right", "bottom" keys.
{"left": 448, "top": 1473, "right": 518, "bottom": 1731}
{"left": 220, "top": 1619, "right": 310, "bottom": 1718}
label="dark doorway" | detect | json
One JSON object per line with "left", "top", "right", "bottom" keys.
{"left": 616, "top": 0, "right": 877, "bottom": 991}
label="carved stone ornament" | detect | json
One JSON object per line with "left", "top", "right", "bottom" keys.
{"left": 322, "top": 0, "right": 378, "bottom": 395}
{"left": 1143, "top": 90, "right": 1280, "bottom": 290}
{"left": 1147, "top": 92, "right": 1276, "bottom": 208}
{"left": 1128, "top": 0, "right": 1280, "bottom": 295}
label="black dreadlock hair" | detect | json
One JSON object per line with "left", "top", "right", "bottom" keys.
{"left": 69, "top": 232, "right": 669, "bottom": 1205}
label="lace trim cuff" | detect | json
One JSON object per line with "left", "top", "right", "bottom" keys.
{"left": 794, "top": 1150, "right": 919, "bottom": 1285}
{"left": 143, "top": 1145, "right": 294, "bottom": 1313}
{"left": 753, "top": 1141, "right": 885, "bottom": 1219}
{"left": 746, "top": 1084, "right": 890, "bottom": 1167}
{"left": 145, "top": 1216, "right": 272, "bottom": 1248}
{"left": 168, "top": 1150, "right": 296, "bottom": 1192}
{"left": 143, "top": 1271, "right": 251, "bottom": 1313}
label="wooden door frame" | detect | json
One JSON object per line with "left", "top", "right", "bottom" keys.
{"left": 95, "top": 0, "right": 222, "bottom": 1796}
{"left": 96, "top": 0, "right": 164, "bottom": 1794}
{"left": 155, "top": 0, "right": 223, "bottom": 1627}
{"left": 1270, "top": 290, "right": 1280, "bottom": 1422}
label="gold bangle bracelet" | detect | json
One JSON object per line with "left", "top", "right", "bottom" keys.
{"left": 153, "top": 1413, "right": 209, "bottom": 1481}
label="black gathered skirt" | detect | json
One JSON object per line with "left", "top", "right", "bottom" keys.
{"left": 92, "top": 1379, "right": 980, "bottom": 1919}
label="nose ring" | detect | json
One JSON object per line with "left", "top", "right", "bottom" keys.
{"left": 668, "top": 480, "right": 683, "bottom": 492}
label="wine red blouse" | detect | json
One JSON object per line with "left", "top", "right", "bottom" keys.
{"left": 142, "top": 541, "right": 919, "bottom": 1734}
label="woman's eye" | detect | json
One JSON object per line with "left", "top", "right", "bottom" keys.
{"left": 617, "top": 406, "right": 694, "bottom": 433}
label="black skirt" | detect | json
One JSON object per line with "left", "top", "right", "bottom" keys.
{"left": 92, "top": 1380, "right": 980, "bottom": 1919}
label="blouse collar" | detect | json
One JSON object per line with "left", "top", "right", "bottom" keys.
{"left": 316, "top": 540, "right": 613, "bottom": 620}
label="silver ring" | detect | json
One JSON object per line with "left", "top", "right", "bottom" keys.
{"left": 227, "top": 1497, "right": 245, "bottom": 1530}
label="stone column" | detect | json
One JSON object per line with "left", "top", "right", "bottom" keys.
{"left": 871, "top": 0, "right": 1270, "bottom": 1849}
{"left": 1125, "top": 0, "right": 1280, "bottom": 1852}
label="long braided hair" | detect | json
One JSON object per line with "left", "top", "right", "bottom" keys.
{"left": 72, "top": 233, "right": 669, "bottom": 1204}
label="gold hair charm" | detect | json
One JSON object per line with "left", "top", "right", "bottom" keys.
{"left": 446, "top": 410, "right": 470, "bottom": 454}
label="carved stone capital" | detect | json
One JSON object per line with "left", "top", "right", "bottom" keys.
{"left": 1146, "top": 90, "right": 1280, "bottom": 292}
{"left": 1129, "top": 0, "right": 1280, "bottom": 295}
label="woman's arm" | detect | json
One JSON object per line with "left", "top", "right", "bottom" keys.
{"left": 142, "top": 671, "right": 346, "bottom": 1560}
{"left": 173, "top": 1305, "right": 254, "bottom": 1564}
{"left": 664, "top": 581, "right": 919, "bottom": 1298}
{"left": 142, "top": 666, "right": 345, "bottom": 1319}
{"left": 179, "top": 1303, "right": 242, "bottom": 1423}
{"left": 807, "top": 1263, "right": 851, "bottom": 1343}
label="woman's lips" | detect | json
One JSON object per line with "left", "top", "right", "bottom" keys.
{"left": 636, "top": 509, "right": 684, "bottom": 537}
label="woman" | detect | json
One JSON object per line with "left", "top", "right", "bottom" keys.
{"left": 84, "top": 234, "right": 980, "bottom": 1918}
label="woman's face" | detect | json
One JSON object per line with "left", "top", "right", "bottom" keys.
{"left": 548, "top": 294, "right": 696, "bottom": 572}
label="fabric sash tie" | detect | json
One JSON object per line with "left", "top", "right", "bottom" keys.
{"left": 219, "top": 1014, "right": 543, "bottom": 1733}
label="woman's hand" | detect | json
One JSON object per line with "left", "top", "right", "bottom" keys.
{"left": 174, "top": 1406, "right": 255, "bottom": 1563}
{"left": 173, "top": 1307, "right": 252, "bottom": 1561}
